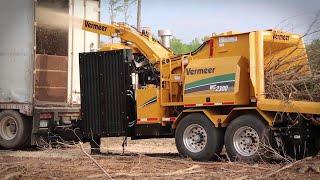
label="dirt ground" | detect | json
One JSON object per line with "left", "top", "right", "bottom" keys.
{"left": 0, "top": 138, "right": 319, "bottom": 180}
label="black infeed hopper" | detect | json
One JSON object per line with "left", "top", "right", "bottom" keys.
{"left": 79, "top": 49, "right": 133, "bottom": 138}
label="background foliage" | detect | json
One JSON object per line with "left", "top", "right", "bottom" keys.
{"left": 307, "top": 39, "right": 320, "bottom": 72}
{"left": 170, "top": 36, "right": 210, "bottom": 55}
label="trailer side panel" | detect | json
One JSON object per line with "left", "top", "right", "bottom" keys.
{"left": 0, "top": 0, "right": 34, "bottom": 104}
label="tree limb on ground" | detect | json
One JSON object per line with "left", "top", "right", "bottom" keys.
{"left": 79, "top": 142, "right": 113, "bottom": 180}
{"left": 257, "top": 157, "right": 311, "bottom": 179}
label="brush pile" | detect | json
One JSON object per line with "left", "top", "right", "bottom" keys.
{"left": 265, "top": 43, "right": 320, "bottom": 102}
{"left": 265, "top": 72, "right": 320, "bottom": 101}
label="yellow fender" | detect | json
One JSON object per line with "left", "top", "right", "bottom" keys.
{"left": 223, "top": 107, "right": 274, "bottom": 126}
{"left": 173, "top": 107, "right": 273, "bottom": 129}
{"left": 173, "top": 109, "right": 228, "bottom": 128}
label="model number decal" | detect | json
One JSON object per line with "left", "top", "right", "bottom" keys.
{"left": 210, "top": 85, "right": 229, "bottom": 92}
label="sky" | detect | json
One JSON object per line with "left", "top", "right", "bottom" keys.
{"left": 101, "top": 0, "right": 320, "bottom": 43}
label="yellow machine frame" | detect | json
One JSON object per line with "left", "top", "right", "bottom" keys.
{"left": 81, "top": 20, "right": 320, "bottom": 128}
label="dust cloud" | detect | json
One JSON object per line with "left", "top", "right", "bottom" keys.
{"left": 35, "top": 5, "right": 80, "bottom": 56}
{"left": 36, "top": 6, "right": 83, "bottom": 30}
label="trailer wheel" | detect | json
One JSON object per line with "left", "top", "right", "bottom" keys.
{"left": 225, "top": 114, "right": 269, "bottom": 162}
{"left": 0, "top": 110, "right": 31, "bottom": 149}
{"left": 175, "top": 113, "right": 224, "bottom": 161}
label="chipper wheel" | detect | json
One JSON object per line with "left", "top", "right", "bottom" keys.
{"left": 175, "top": 113, "right": 224, "bottom": 161}
{"left": 224, "top": 114, "right": 269, "bottom": 162}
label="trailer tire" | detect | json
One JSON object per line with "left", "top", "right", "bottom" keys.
{"left": 224, "top": 114, "right": 269, "bottom": 162}
{"left": 0, "top": 110, "right": 31, "bottom": 149}
{"left": 175, "top": 113, "right": 224, "bottom": 161}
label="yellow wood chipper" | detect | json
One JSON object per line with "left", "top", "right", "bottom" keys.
{"left": 79, "top": 20, "right": 320, "bottom": 161}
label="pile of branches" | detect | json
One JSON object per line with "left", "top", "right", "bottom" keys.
{"left": 265, "top": 46, "right": 320, "bottom": 102}
{"left": 265, "top": 71, "right": 320, "bottom": 101}
{"left": 265, "top": 10, "right": 320, "bottom": 102}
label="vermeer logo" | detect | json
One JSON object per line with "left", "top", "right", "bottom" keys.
{"left": 84, "top": 20, "right": 107, "bottom": 32}
{"left": 186, "top": 67, "right": 215, "bottom": 75}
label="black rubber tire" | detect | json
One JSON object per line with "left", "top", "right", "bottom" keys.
{"left": 224, "top": 114, "right": 269, "bottom": 162}
{"left": 175, "top": 113, "right": 224, "bottom": 161}
{"left": 0, "top": 110, "right": 31, "bottom": 149}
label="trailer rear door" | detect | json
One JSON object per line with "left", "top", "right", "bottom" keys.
{"left": 68, "top": 0, "right": 100, "bottom": 105}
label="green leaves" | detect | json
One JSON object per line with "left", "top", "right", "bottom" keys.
{"left": 170, "top": 37, "right": 203, "bottom": 55}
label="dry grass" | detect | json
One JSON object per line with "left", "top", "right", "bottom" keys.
{"left": 0, "top": 138, "right": 319, "bottom": 179}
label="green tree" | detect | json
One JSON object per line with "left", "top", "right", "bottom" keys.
{"left": 108, "top": 0, "right": 122, "bottom": 23}
{"left": 170, "top": 36, "right": 206, "bottom": 55}
{"left": 170, "top": 37, "right": 190, "bottom": 54}
{"left": 189, "top": 38, "right": 201, "bottom": 52}
{"left": 108, "top": 0, "right": 137, "bottom": 23}
{"left": 123, "top": 0, "right": 136, "bottom": 23}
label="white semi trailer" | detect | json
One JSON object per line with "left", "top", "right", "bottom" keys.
{"left": 0, "top": 0, "right": 100, "bottom": 149}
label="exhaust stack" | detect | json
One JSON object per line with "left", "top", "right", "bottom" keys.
{"left": 158, "top": 29, "right": 172, "bottom": 48}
